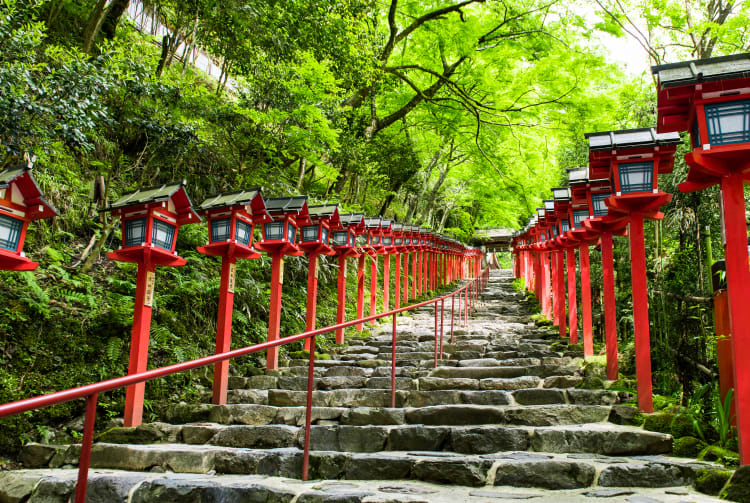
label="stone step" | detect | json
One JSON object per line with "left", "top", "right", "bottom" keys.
{"left": 429, "top": 365, "right": 577, "bottom": 379}
{"left": 16, "top": 446, "right": 719, "bottom": 491}
{"left": 86, "top": 422, "right": 672, "bottom": 457}
{"left": 163, "top": 403, "right": 615, "bottom": 427}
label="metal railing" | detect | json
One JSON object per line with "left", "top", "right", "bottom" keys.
{"left": 0, "top": 266, "right": 489, "bottom": 503}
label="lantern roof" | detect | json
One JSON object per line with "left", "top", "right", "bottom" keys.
{"left": 380, "top": 219, "right": 392, "bottom": 232}
{"left": 391, "top": 222, "right": 403, "bottom": 232}
{"left": 307, "top": 204, "right": 341, "bottom": 228}
{"left": 264, "top": 196, "right": 308, "bottom": 215}
{"left": 340, "top": 213, "right": 366, "bottom": 231}
{"left": 585, "top": 128, "right": 681, "bottom": 151}
{"left": 108, "top": 180, "right": 200, "bottom": 223}
{"left": 652, "top": 52, "right": 750, "bottom": 89}
{"left": 364, "top": 216, "right": 382, "bottom": 229}
{"left": 567, "top": 167, "right": 588, "bottom": 184}
{"left": 551, "top": 187, "right": 570, "bottom": 200}
{"left": 0, "top": 163, "right": 58, "bottom": 220}
{"left": 543, "top": 200, "right": 555, "bottom": 212}
{"left": 198, "top": 188, "right": 269, "bottom": 220}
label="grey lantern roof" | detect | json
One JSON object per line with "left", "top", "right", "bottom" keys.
{"left": 0, "top": 163, "right": 59, "bottom": 219}
{"left": 544, "top": 200, "right": 555, "bottom": 212}
{"left": 585, "top": 128, "right": 681, "bottom": 151}
{"left": 567, "top": 167, "right": 588, "bottom": 184}
{"left": 391, "top": 222, "right": 403, "bottom": 232}
{"left": 307, "top": 204, "right": 338, "bottom": 218}
{"left": 380, "top": 219, "right": 392, "bottom": 230}
{"left": 340, "top": 213, "right": 365, "bottom": 226}
{"left": 551, "top": 187, "right": 570, "bottom": 200}
{"left": 652, "top": 52, "right": 750, "bottom": 88}
{"left": 199, "top": 188, "right": 263, "bottom": 211}
{"left": 0, "top": 164, "right": 28, "bottom": 188}
{"left": 364, "top": 217, "right": 382, "bottom": 229}
{"left": 263, "top": 196, "right": 307, "bottom": 214}
{"left": 110, "top": 181, "right": 189, "bottom": 209}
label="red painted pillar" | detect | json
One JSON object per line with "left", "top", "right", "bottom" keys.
{"left": 418, "top": 251, "right": 424, "bottom": 296}
{"left": 601, "top": 231, "right": 619, "bottom": 380}
{"left": 556, "top": 250, "right": 567, "bottom": 338}
{"left": 714, "top": 290, "right": 736, "bottom": 426}
{"left": 720, "top": 172, "right": 750, "bottom": 463}
{"left": 335, "top": 255, "right": 348, "bottom": 343}
{"left": 394, "top": 253, "right": 401, "bottom": 310}
{"left": 303, "top": 253, "right": 319, "bottom": 352}
{"left": 403, "top": 252, "right": 409, "bottom": 303}
{"left": 551, "top": 252, "right": 560, "bottom": 325}
{"left": 383, "top": 254, "right": 390, "bottom": 313}
{"left": 566, "top": 247, "right": 578, "bottom": 344}
{"left": 412, "top": 252, "right": 418, "bottom": 299}
{"left": 369, "top": 255, "right": 378, "bottom": 320}
{"left": 124, "top": 262, "right": 156, "bottom": 427}
{"left": 629, "top": 213, "right": 653, "bottom": 412}
{"left": 212, "top": 256, "right": 237, "bottom": 405}
{"left": 534, "top": 252, "right": 542, "bottom": 305}
{"left": 356, "top": 254, "right": 366, "bottom": 330}
{"left": 541, "top": 253, "right": 552, "bottom": 319}
{"left": 266, "top": 252, "right": 284, "bottom": 370}
{"left": 580, "top": 244, "right": 594, "bottom": 357}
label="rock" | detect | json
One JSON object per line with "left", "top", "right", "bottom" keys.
{"left": 576, "top": 376, "right": 605, "bottom": 389}
{"left": 181, "top": 424, "right": 222, "bottom": 444}
{"left": 608, "top": 405, "right": 641, "bottom": 426}
{"left": 513, "top": 388, "right": 566, "bottom": 405}
{"left": 502, "top": 405, "right": 610, "bottom": 426}
{"left": 530, "top": 424, "right": 671, "bottom": 456}
{"left": 694, "top": 467, "right": 732, "bottom": 496}
{"left": 268, "top": 390, "right": 329, "bottom": 407}
{"left": 345, "top": 454, "right": 413, "bottom": 480}
{"left": 97, "top": 424, "right": 166, "bottom": 444}
{"left": 721, "top": 465, "right": 750, "bottom": 501}
{"left": 597, "top": 462, "right": 694, "bottom": 487}
{"left": 341, "top": 407, "right": 405, "bottom": 426}
{"left": 297, "top": 488, "right": 374, "bottom": 503}
{"left": 326, "top": 366, "right": 371, "bottom": 377}
{"left": 542, "top": 376, "right": 582, "bottom": 389}
{"left": 699, "top": 445, "right": 740, "bottom": 466}
{"left": 0, "top": 471, "right": 43, "bottom": 503}
{"left": 388, "top": 426, "right": 448, "bottom": 451}
{"left": 214, "top": 449, "right": 266, "bottom": 474}
{"left": 449, "top": 426, "right": 528, "bottom": 454}
{"left": 566, "top": 389, "right": 618, "bottom": 406}
{"left": 164, "top": 403, "right": 213, "bottom": 423}
{"left": 309, "top": 452, "right": 350, "bottom": 479}
{"left": 418, "top": 377, "right": 478, "bottom": 391}
{"left": 130, "top": 478, "right": 296, "bottom": 502}
{"left": 459, "top": 391, "right": 511, "bottom": 405}
{"left": 412, "top": 457, "right": 493, "bottom": 487}
{"left": 85, "top": 472, "right": 149, "bottom": 503}
{"left": 211, "top": 425, "right": 298, "bottom": 448}
{"left": 26, "top": 476, "right": 74, "bottom": 503}
{"left": 19, "top": 443, "right": 63, "bottom": 468}
{"left": 672, "top": 436, "right": 706, "bottom": 458}
{"left": 338, "top": 426, "right": 389, "bottom": 452}
{"left": 318, "top": 377, "right": 368, "bottom": 390}
{"left": 247, "top": 375, "right": 279, "bottom": 389}
{"left": 479, "top": 376, "right": 542, "bottom": 390}
{"left": 468, "top": 490, "right": 539, "bottom": 499}
{"left": 209, "top": 404, "right": 279, "bottom": 425}
{"left": 493, "top": 460, "right": 596, "bottom": 489}
{"left": 583, "top": 488, "right": 635, "bottom": 497}
{"left": 405, "top": 405, "right": 504, "bottom": 425}
{"left": 404, "top": 391, "right": 461, "bottom": 407}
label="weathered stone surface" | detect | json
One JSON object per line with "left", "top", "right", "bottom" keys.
{"left": 130, "top": 478, "right": 296, "bottom": 502}
{"left": 330, "top": 389, "right": 392, "bottom": 408}
{"left": 608, "top": 405, "right": 641, "bottom": 426}
{"left": 694, "top": 468, "right": 732, "bottom": 496}
{"left": 530, "top": 424, "right": 672, "bottom": 455}
{"left": 720, "top": 464, "right": 750, "bottom": 502}
{"left": 342, "top": 407, "right": 405, "bottom": 426}
{"left": 85, "top": 472, "right": 149, "bottom": 503}
{"left": 0, "top": 471, "right": 43, "bottom": 503}
{"left": 479, "top": 376, "right": 541, "bottom": 390}
{"left": 418, "top": 377, "right": 478, "bottom": 391}
{"left": 97, "top": 423, "right": 178, "bottom": 444}
{"left": 512, "top": 388, "right": 566, "bottom": 405}
{"left": 468, "top": 490, "right": 539, "bottom": 499}
{"left": 597, "top": 462, "right": 695, "bottom": 487}
{"left": 566, "top": 389, "right": 619, "bottom": 406}
{"left": 181, "top": 424, "right": 222, "bottom": 444}
{"left": 338, "top": 426, "right": 389, "bottom": 452}
{"left": 582, "top": 488, "right": 635, "bottom": 497}
{"left": 226, "top": 389, "right": 269, "bottom": 404}
{"left": 493, "top": 460, "right": 596, "bottom": 489}
{"left": 405, "top": 405, "right": 505, "bottom": 425}
{"left": 449, "top": 426, "right": 528, "bottom": 454}
{"left": 318, "top": 377, "right": 368, "bottom": 390}
{"left": 403, "top": 391, "right": 461, "bottom": 408}
{"left": 269, "top": 390, "right": 330, "bottom": 407}
{"left": 210, "top": 425, "right": 297, "bottom": 449}
{"left": 388, "top": 426, "right": 449, "bottom": 451}
{"left": 26, "top": 476, "right": 74, "bottom": 503}
{"left": 459, "top": 390, "right": 511, "bottom": 405}
{"left": 209, "top": 404, "right": 278, "bottom": 425}
{"left": 19, "top": 444, "right": 64, "bottom": 468}
{"left": 502, "top": 405, "right": 610, "bottom": 426}
{"left": 366, "top": 377, "right": 415, "bottom": 390}
{"left": 412, "top": 457, "right": 493, "bottom": 487}
{"left": 247, "top": 375, "right": 279, "bottom": 389}
{"left": 430, "top": 367, "right": 526, "bottom": 379}
{"left": 165, "top": 403, "right": 213, "bottom": 424}
{"left": 309, "top": 452, "right": 350, "bottom": 479}
{"left": 326, "top": 366, "right": 371, "bottom": 377}
{"left": 345, "top": 454, "right": 413, "bottom": 480}
{"left": 214, "top": 449, "right": 265, "bottom": 474}
{"left": 89, "top": 444, "right": 217, "bottom": 473}
{"left": 274, "top": 407, "right": 346, "bottom": 427}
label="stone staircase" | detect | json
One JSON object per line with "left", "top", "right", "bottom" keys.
{"left": 1, "top": 270, "right": 728, "bottom": 502}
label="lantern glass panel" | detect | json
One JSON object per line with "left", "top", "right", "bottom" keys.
{"left": 302, "top": 225, "right": 319, "bottom": 242}
{"left": 321, "top": 226, "right": 329, "bottom": 244}
{"left": 705, "top": 99, "right": 750, "bottom": 145}
{"left": 152, "top": 219, "right": 176, "bottom": 250}
{"left": 395, "top": 237, "right": 403, "bottom": 245}
{"left": 560, "top": 219, "right": 569, "bottom": 233}
{"left": 332, "top": 231, "right": 348, "bottom": 246}
{"left": 211, "top": 218, "right": 231, "bottom": 242}
{"left": 384, "top": 236, "right": 392, "bottom": 245}
{"left": 287, "top": 223, "right": 296, "bottom": 243}
{"left": 691, "top": 118, "right": 702, "bottom": 148}
{"left": 0, "top": 213, "right": 23, "bottom": 251}
{"left": 618, "top": 161, "right": 654, "bottom": 193}
{"left": 124, "top": 217, "right": 147, "bottom": 247}
{"left": 356, "top": 234, "right": 366, "bottom": 246}
{"left": 573, "top": 210, "right": 588, "bottom": 229}
{"left": 264, "top": 221, "right": 284, "bottom": 241}
{"left": 591, "top": 192, "right": 610, "bottom": 217}
{"left": 235, "top": 220, "right": 252, "bottom": 246}
{"left": 552, "top": 227, "right": 558, "bottom": 238}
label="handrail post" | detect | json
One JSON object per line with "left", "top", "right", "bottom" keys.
{"left": 74, "top": 392, "right": 98, "bottom": 503}
{"left": 450, "top": 294, "right": 455, "bottom": 343}
{"left": 439, "top": 299, "right": 445, "bottom": 360}
{"left": 464, "top": 288, "right": 468, "bottom": 327}
{"left": 302, "top": 334, "right": 316, "bottom": 481}
{"left": 433, "top": 302, "right": 438, "bottom": 368}
{"left": 391, "top": 313, "right": 397, "bottom": 408}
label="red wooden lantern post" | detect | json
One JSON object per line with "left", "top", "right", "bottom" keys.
{"left": 652, "top": 53, "right": 750, "bottom": 461}
{"left": 196, "top": 189, "right": 269, "bottom": 405}
{"left": 401, "top": 226, "right": 411, "bottom": 304}
{"left": 586, "top": 128, "right": 681, "bottom": 412}
{"left": 364, "top": 217, "right": 384, "bottom": 321}
{"left": 105, "top": 181, "right": 200, "bottom": 426}
{"left": 391, "top": 223, "right": 404, "bottom": 310}
{"left": 332, "top": 214, "right": 365, "bottom": 343}
{"left": 299, "top": 204, "right": 341, "bottom": 350}
{"left": 354, "top": 219, "right": 375, "bottom": 330}
{"left": 552, "top": 188, "right": 575, "bottom": 342}
{"left": 566, "top": 167, "right": 599, "bottom": 357}
{"left": 254, "top": 196, "right": 310, "bottom": 370}
{"left": 0, "top": 163, "right": 59, "bottom": 271}
{"left": 407, "top": 225, "right": 418, "bottom": 300}
{"left": 417, "top": 228, "right": 425, "bottom": 296}
{"left": 380, "top": 220, "right": 393, "bottom": 312}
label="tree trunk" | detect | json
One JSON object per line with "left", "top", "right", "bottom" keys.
{"left": 155, "top": 34, "right": 171, "bottom": 77}
{"left": 82, "top": 0, "right": 109, "bottom": 53}
{"left": 438, "top": 207, "right": 451, "bottom": 231}
{"left": 296, "top": 157, "right": 307, "bottom": 191}
{"left": 47, "top": 0, "right": 66, "bottom": 27}
{"left": 101, "top": 0, "right": 130, "bottom": 40}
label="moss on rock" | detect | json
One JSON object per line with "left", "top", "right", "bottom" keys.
{"left": 672, "top": 436, "right": 706, "bottom": 458}
{"left": 694, "top": 468, "right": 732, "bottom": 496}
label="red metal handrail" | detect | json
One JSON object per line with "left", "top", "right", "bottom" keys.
{"left": 0, "top": 265, "right": 490, "bottom": 502}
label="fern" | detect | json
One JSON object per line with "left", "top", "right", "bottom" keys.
{"left": 105, "top": 337, "right": 123, "bottom": 364}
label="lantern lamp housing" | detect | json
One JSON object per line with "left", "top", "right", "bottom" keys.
{"left": 560, "top": 219, "right": 570, "bottom": 233}
{"left": 124, "top": 217, "right": 148, "bottom": 247}
{"left": 616, "top": 161, "right": 655, "bottom": 193}
{"left": 286, "top": 222, "right": 296, "bottom": 243}
{"left": 264, "top": 221, "right": 285, "bottom": 241}
{"left": 0, "top": 213, "right": 23, "bottom": 251}
{"left": 235, "top": 219, "right": 252, "bottom": 246}
{"left": 573, "top": 210, "right": 589, "bottom": 229}
{"left": 544, "top": 200, "right": 555, "bottom": 212}
{"left": 704, "top": 98, "right": 750, "bottom": 146}
{"left": 210, "top": 218, "right": 232, "bottom": 242}
{"left": 332, "top": 230, "right": 349, "bottom": 247}
{"left": 591, "top": 192, "right": 611, "bottom": 217}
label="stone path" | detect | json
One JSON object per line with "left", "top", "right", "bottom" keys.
{"left": 1, "top": 270, "right": 728, "bottom": 502}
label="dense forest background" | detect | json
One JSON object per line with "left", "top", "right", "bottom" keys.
{"left": 1, "top": 0, "right": 750, "bottom": 459}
